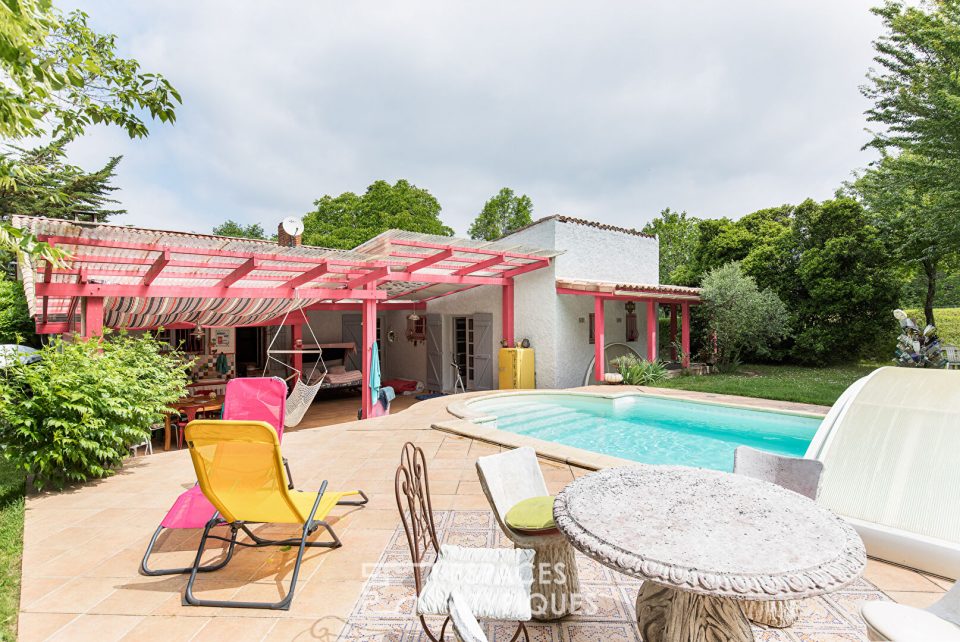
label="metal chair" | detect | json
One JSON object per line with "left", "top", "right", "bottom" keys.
{"left": 395, "top": 442, "right": 532, "bottom": 642}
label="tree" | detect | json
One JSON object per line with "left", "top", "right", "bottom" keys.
{"left": 788, "top": 198, "right": 901, "bottom": 363}
{"left": 0, "top": 138, "right": 124, "bottom": 222}
{"left": 850, "top": 152, "right": 960, "bottom": 326}
{"left": 0, "top": 274, "right": 35, "bottom": 345}
{"left": 303, "top": 179, "right": 453, "bottom": 249}
{"left": 0, "top": 1, "right": 180, "bottom": 260}
{"left": 213, "top": 220, "right": 267, "bottom": 240}
{"left": 468, "top": 188, "right": 533, "bottom": 241}
{"left": 641, "top": 208, "right": 700, "bottom": 285}
{"left": 700, "top": 262, "right": 790, "bottom": 369}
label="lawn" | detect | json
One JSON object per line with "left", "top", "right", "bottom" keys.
{"left": 0, "top": 460, "right": 23, "bottom": 642}
{"left": 650, "top": 363, "right": 881, "bottom": 407}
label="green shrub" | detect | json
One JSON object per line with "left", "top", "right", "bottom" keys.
{"left": 612, "top": 355, "right": 669, "bottom": 385}
{"left": 905, "top": 308, "right": 960, "bottom": 346}
{"left": 0, "top": 275, "right": 35, "bottom": 346}
{"left": 0, "top": 331, "right": 190, "bottom": 490}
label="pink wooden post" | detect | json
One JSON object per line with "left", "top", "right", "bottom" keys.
{"left": 502, "top": 279, "right": 515, "bottom": 347}
{"left": 647, "top": 301, "right": 658, "bottom": 361}
{"left": 82, "top": 297, "right": 104, "bottom": 339}
{"left": 290, "top": 322, "right": 303, "bottom": 382}
{"left": 360, "top": 293, "right": 378, "bottom": 419}
{"left": 681, "top": 303, "right": 691, "bottom": 368}
{"left": 593, "top": 296, "right": 605, "bottom": 381}
{"left": 669, "top": 304, "right": 678, "bottom": 361}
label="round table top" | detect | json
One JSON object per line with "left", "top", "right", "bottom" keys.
{"left": 553, "top": 466, "right": 865, "bottom": 600}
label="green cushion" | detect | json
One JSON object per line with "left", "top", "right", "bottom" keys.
{"left": 505, "top": 495, "right": 556, "bottom": 532}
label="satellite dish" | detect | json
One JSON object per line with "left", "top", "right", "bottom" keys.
{"left": 281, "top": 216, "right": 304, "bottom": 237}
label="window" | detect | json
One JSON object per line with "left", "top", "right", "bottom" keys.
{"left": 588, "top": 313, "right": 595, "bottom": 345}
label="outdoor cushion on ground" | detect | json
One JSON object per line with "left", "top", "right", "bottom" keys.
{"left": 505, "top": 495, "right": 556, "bottom": 532}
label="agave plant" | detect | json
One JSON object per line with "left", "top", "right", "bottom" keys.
{"left": 610, "top": 355, "right": 669, "bottom": 385}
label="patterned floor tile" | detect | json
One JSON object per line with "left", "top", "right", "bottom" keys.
{"left": 339, "top": 510, "right": 887, "bottom": 642}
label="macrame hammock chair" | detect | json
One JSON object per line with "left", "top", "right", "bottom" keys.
{"left": 263, "top": 304, "right": 327, "bottom": 427}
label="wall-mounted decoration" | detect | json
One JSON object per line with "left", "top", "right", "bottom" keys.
{"left": 625, "top": 301, "right": 639, "bottom": 342}
{"left": 210, "top": 327, "right": 235, "bottom": 354}
{"left": 406, "top": 313, "right": 426, "bottom": 345}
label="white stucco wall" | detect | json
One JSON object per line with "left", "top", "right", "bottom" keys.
{"left": 381, "top": 309, "right": 427, "bottom": 382}
{"left": 425, "top": 283, "right": 503, "bottom": 391}
{"left": 552, "top": 221, "right": 659, "bottom": 284}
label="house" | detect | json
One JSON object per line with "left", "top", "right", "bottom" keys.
{"left": 12, "top": 214, "right": 700, "bottom": 417}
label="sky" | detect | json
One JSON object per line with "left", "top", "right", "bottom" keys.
{"left": 61, "top": 1, "right": 885, "bottom": 238}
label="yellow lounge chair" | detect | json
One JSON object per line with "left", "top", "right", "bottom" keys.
{"left": 182, "top": 420, "right": 367, "bottom": 610}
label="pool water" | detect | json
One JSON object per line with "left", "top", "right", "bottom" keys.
{"left": 467, "top": 394, "right": 822, "bottom": 471}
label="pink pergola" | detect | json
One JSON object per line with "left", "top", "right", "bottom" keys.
{"left": 555, "top": 279, "right": 702, "bottom": 380}
{"left": 14, "top": 217, "right": 555, "bottom": 419}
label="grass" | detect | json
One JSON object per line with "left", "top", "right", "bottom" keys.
{"left": 0, "top": 460, "right": 24, "bottom": 642}
{"left": 650, "top": 362, "right": 881, "bottom": 407}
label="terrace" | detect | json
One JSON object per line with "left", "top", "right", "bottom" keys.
{"left": 14, "top": 390, "right": 953, "bottom": 641}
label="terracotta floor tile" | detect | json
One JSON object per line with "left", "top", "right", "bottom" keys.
{"left": 882, "top": 591, "right": 944, "bottom": 608}
{"left": 264, "top": 616, "right": 346, "bottom": 641}
{"left": 16, "top": 612, "right": 77, "bottom": 641}
{"left": 46, "top": 614, "right": 143, "bottom": 642}
{"left": 864, "top": 559, "right": 943, "bottom": 592}
{"left": 287, "top": 579, "right": 366, "bottom": 618}
{"left": 193, "top": 616, "right": 275, "bottom": 640}
{"left": 22, "top": 576, "right": 121, "bottom": 614}
{"left": 119, "top": 615, "right": 211, "bottom": 641}
{"left": 921, "top": 573, "right": 956, "bottom": 591}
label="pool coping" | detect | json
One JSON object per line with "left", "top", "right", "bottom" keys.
{"left": 438, "top": 387, "right": 829, "bottom": 471}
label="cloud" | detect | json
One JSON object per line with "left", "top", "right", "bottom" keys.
{"left": 61, "top": 0, "right": 883, "bottom": 236}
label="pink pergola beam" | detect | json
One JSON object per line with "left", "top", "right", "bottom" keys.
{"left": 669, "top": 305, "right": 678, "bottom": 361}
{"left": 681, "top": 303, "right": 691, "bottom": 368}
{"left": 502, "top": 279, "right": 515, "bottom": 346}
{"left": 387, "top": 238, "right": 550, "bottom": 263}
{"left": 555, "top": 287, "right": 701, "bottom": 304}
{"left": 404, "top": 249, "right": 454, "bottom": 271}
{"left": 594, "top": 296, "right": 605, "bottom": 381}
{"left": 143, "top": 250, "right": 171, "bottom": 285}
{"left": 38, "top": 235, "right": 377, "bottom": 270}
{"left": 647, "top": 302, "right": 658, "bottom": 361}
{"left": 454, "top": 255, "right": 504, "bottom": 276}
{"left": 345, "top": 267, "right": 389, "bottom": 289}
{"left": 36, "top": 282, "right": 387, "bottom": 300}
{"left": 360, "top": 285, "right": 378, "bottom": 419}
{"left": 69, "top": 254, "right": 366, "bottom": 277}
{"left": 82, "top": 297, "right": 104, "bottom": 339}
{"left": 285, "top": 261, "right": 330, "bottom": 289}
{"left": 501, "top": 259, "right": 551, "bottom": 279}
{"left": 219, "top": 257, "right": 258, "bottom": 288}
{"left": 384, "top": 271, "right": 509, "bottom": 286}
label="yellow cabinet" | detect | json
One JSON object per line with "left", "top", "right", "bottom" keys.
{"left": 498, "top": 347, "right": 535, "bottom": 389}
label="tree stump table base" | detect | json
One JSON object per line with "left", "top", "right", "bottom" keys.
{"left": 741, "top": 599, "right": 799, "bottom": 628}
{"left": 636, "top": 583, "right": 754, "bottom": 642}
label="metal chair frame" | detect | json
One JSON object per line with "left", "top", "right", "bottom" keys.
{"left": 395, "top": 442, "right": 528, "bottom": 642}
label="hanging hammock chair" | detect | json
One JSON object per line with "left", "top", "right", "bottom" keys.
{"left": 263, "top": 303, "right": 327, "bottom": 427}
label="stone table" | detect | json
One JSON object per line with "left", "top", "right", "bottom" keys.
{"left": 553, "top": 466, "right": 866, "bottom": 642}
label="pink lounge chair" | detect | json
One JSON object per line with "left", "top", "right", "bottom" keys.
{"left": 140, "top": 377, "right": 288, "bottom": 576}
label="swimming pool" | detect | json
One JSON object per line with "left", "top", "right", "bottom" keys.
{"left": 465, "top": 393, "right": 822, "bottom": 471}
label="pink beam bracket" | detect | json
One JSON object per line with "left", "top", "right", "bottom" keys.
{"left": 219, "top": 257, "right": 258, "bottom": 288}
{"left": 143, "top": 250, "right": 172, "bottom": 285}
{"left": 594, "top": 296, "right": 605, "bottom": 382}
{"left": 285, "top": 261, "right": 330, "bottom": 289}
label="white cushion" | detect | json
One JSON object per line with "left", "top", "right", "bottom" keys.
{"left": 862, "top": 602, "right": 960, "bottom": 641}
{"left": 418, "top": 545, "right": 534, "bottom": 621}
{"left": 448, "top": 592, "right": 489, "bottom": 642}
